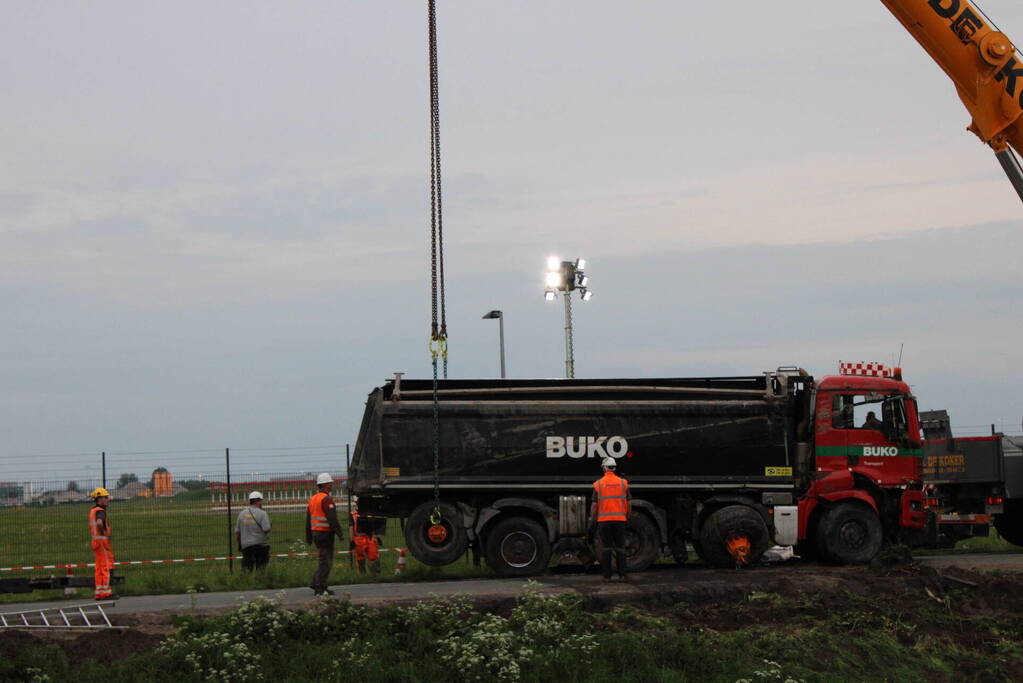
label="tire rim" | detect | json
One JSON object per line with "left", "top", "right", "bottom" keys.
{"left": 838, "top": 520, "right": 867, "bottom": 550}
{"left": 499, "top": 531, "right": 538, "bottom": 568}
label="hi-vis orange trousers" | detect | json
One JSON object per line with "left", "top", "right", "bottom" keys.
{"left": 91, "top": 539, "right": 114, "bottom": 599}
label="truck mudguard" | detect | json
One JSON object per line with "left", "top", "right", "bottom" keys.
{"left": 477, "top": 498, "right": 557, "bottom": 541}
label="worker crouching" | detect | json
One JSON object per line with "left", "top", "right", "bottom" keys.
{"left": 349, "top": 497, "right": 381, "bottom": 575}
{"left": 88, "top": 487, "right": 117, "bottom": 600}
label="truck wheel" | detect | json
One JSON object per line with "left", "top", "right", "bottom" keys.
{"left": 814, "top": 501, "right": 883, "bottom": 565}
{"left": 404, "top": 501, "right": 468, "bottom": 567}
{"left": 626, "top": 514, "right": 659, "bottom": 571}
{"left": 698, "top": 505, "right": 769, "bottom": 568}
{"left": 484, "top": 516, "right": 552, "bottom": 577}
{"left": 669, "top": 530, "right": 688, "bottom": 565}
{"left": 994, "top": 501, "right": 1023, "bottom": 547}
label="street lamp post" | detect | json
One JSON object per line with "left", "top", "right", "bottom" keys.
{"left": 544, "top": 257, "right": 592, "bottom": 379}
{"left": 481, "top": 310, "right": 506, "bottom": 378}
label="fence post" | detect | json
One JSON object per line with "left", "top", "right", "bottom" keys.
{"left": 101, "top": 452, "right": 106, "bottom": 489}
{"left": 226, "top": 447, "right": 233, "bottom": 572}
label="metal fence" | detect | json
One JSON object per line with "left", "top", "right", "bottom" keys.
{"left": 0, "top": 446, "right": 388, "bottom": 573}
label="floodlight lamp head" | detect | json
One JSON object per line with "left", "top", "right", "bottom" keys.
{"left": 576, "top": 258, "right": 586, "bottom": 270}
{"left": 545, "top": 271, "right": 562, "bottom": 288}
{"left": 581, "top": 290, "right": 593, "bottom": 301}
{"left": 579, "top": 276, "right": 588, "bottom": 287}
{"left": 482, "top": 310, "right": 502, "bottom": 319}
{"left": 546, "top": 256, "right": 560, "bottom": 271}
{"left": 544, "top": 290, "right": 556, "bottom": 301}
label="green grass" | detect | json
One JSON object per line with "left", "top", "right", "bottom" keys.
{"left": 914, "top": 525, "right": 1023, "bottom": 555}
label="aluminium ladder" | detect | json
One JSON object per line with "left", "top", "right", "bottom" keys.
{"left": 0, "top": 601, "right": 118, "bottom": 630}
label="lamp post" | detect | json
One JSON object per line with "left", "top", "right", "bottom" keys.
{"left": 481, "top": 310, "right": 506, "bottom": 378}
{"left": 544, "top": 257, "right": 592, "bottom": 379}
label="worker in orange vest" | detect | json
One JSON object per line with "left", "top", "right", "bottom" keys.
{"left": 306, "top": 473, "right": 345, "bottom": 596}
{"left": 348, "top": 497, "right": 381, "bottom": 575}
{"left": 88, "top": 487, "right": 117, "bottom": 600}
{"left": 590, "top": 457, "right": 631, "bottom": 582}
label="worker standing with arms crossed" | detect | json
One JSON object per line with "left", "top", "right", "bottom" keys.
{"left": 348, "top": 496, "right": 381, "bottom": 575}
{"left": 88, "top": 487, "right": 117, "bottom": 600}
{"left": 591, "top": 457, "right": 631, "bottom": 582}
{"left": 306, "top": 473, "right": 345, "bottom": 595}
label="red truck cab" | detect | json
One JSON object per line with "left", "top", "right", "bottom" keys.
{"left": 796, "top": 365, "right": 926, "bottom": 554}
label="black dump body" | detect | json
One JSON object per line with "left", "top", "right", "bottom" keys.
{"left": 350, "top": 375, "right": 805, "bottom": 505}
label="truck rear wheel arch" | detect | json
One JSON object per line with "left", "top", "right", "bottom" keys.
{"left": 477, "top": 499, "right": 557, "bottom": 543}
{"left": 630, "top": 499, "right": 668, "bottom": 545}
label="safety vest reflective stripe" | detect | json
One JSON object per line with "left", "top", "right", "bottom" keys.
{"left": 594, "top": 474, "right": 629, "bottom": 522}
{"left": 308, "top": 493, "right": 331, "bottom": 531}
{"left": 91, "top": 536, "right": 109, "bottom": 540}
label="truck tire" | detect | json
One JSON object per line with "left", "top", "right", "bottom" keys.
{"left": 697, "top": 505, "right": 769, "bottom": 568}
{"left": 404, "top": 501, "right": 468, "bottom": 567}
{"left": 669, "top": 530, "right": 689, "bottom": 565}
{"left": 593, "top": 513, "right": 660, "bottom": 572}
{"left": 994, "top": 501, "right": 1023, "bottom": 547}
{"left": 814, "top": 501, "right": 883, "bottom": 565}
{"left": 484, "top": 516, "right": 552, "bottom": 576}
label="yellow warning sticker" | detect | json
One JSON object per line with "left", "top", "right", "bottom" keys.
{"left": 765, "top": 466, "right": 792, "bottom": 477}
{"left": 383, "top": 467, "right": 401, "bottom": 478}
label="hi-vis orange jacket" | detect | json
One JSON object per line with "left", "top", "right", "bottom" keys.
{"left": 593, "top": 472, "right": 629, "bottom": 522}
{"left": 307, "top": 492, "right": 331, "bottom": 532}
{"left": 88, "top": 505, "right": 110, "bottom": 542}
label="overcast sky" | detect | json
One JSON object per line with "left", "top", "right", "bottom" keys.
{"left": 4, "top": 1, "right": 1023, "bottom": 483}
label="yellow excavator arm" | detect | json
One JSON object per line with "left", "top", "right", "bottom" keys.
{"left": 881, "top": 0, "right": 1023, "bottom": 199}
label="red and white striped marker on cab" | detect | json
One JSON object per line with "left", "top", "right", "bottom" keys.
{"left": 395, "top": 548, "right": 407, "bottom": 575}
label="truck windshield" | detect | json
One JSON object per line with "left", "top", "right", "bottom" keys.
{"left": 832, "top": 393, "right": 909, "bottom": 439}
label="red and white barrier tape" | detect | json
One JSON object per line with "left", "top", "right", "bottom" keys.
{"left": 0, "top": 547, "right": 404, "bottom": 572}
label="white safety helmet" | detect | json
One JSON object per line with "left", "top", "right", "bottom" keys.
{"left": 601, "top": 457, "right": 617, "bottom": 470}
{"left": 248, "top": 491, "right": 263, "bottom": 501}
{"left": 316, "top": 472, "right": 333, "bottom": 485}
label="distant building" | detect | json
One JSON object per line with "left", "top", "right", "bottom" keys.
{"left": 152, "top": 471, "right": 174, "bottom": 497}
{"left": 111, "top": 481, "right": 152, "bottom": 500}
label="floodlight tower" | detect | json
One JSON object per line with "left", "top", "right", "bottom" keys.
{"left": 544, "top": 257, "right": 592, "bottom": 379}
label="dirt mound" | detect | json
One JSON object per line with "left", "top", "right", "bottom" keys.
{"left": 0, "top": 628, "right": 162, "bottom": 669}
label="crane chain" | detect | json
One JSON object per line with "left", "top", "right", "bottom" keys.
{"left": 427, "top": 0, "right": 446, "bottom": 524}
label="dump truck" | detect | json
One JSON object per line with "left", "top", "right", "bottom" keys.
{"left": 921, "top": 410, "right": 1023, "bottom": 548}
{"left": 349, "top": 363, "right": 926, "bottom": 576}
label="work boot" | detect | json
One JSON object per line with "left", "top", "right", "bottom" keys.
{"left": 369, "top": 559, "right": 381, "bottom": 575}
